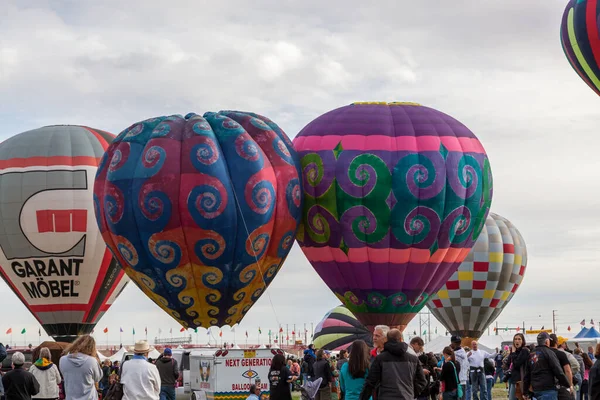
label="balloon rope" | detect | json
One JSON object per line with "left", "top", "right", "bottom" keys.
{"left": 230, "top": 185, "right": 281, "bottom": 329}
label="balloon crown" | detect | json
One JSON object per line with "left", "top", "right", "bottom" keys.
{"left": 351, "top": 101, "right": 421, "bottom": 106}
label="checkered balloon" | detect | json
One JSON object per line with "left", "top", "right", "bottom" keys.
{"left": 427, "top": 213, "right": 527, "bottom": 339}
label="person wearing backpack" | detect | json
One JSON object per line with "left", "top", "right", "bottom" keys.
{"left": 484, "top": 357, "right": 495, "bottom": 400}
{"left": 437, "top": 347, "right": 462, "bottom": 400}
{"left": 155, "top": 348, "right": 179, "bottom": 400}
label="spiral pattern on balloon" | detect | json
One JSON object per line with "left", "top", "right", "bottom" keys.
{"left": 222, "top": 119, "right": 241, "bottom": 130}
{"left": 273, "top": 136, "right": 293, "bottom": 164}
{"left": 286, "top": 179, "right": 302, "bottom": 210}
{"left": 250, "top": 117, "right": 271, "bottom": 130}
{"left": 438, "top": 206, "right": 472, "bottom": 248}
{"left": 142, "top": 145, "right": 166, "bottom": 172}
{"left": 398, "top": 153, "right": 445, "bottom": 200}
{"left": 234, "top": 289, "right": 247, "bottom": 301}
{"left": 167, "top": 272, "right": 185, "bottom": 288}
{"left": 344, "top": 291, "right": 362, "bottom": 306}
{"left": 140, "top": 275, "right": 155, "bottom": 290}
{"left": 277, "top": 231, "right": 295, "bottom": 258}
{"left": 447, "top": 153, "right": 480, "bottom": 199}
{"left": 139, "top": 190, "right": 168, "bottom": 222}
{"left": 195, "top": 237, "right": 226, "bottom": 264}
{"left": 109, "top": 145, "right": 130, "bottom": 172}
{"left": 104, "top": 183, "right": 125, "bottom": 224}
{"left": 303, "top": 153, "right": 324, "bottom": 188}
{"left": 245, "top": 179, "right": 275, "bottom": 215}
{"left": 192, "top": 120, "right": 212, "bottom": 134}
{"left": 116, "top": 237, "right": 139, "bottom": 267}
{"left": 247, "top": 233, "right": 270, "bottom": 260}
{"left": 199, "top": 268, "right": 222, "bottom": 289}
{"left": 235, "top": 136, "right": 260, "bottom": 162}
{"left": 206, "top": 290, "right": 222, "bottom": 304}
{"left": 367, "top": 292, "right": 385, "bottom": 309}
{"left": 193, "top": 139, "right": 219, "bottom": 165}
{"left": 306, "top": 205, "right": 341, "bottom": 245}
{"left": 343, "top": 154, "right": 379, "bottom": 197}
{"left": 124, "top": 123, "right": 143, "bottom": 139}
{"left": 251, "top": 287, "right": 265, "bottom": 300}
{"left": 410, "top": 293, "right": 427, "bottom": 307}
{"left": 266, "top": 264, "right": 278, "bottom": 279}
{"left": 392, "top": 206, "right": 441, "bottom": 249}
{"left": 152, "top": 122, "right": 171, "bottom": 137}
{"left": 391, "top": 293, "right": 408, "bottom": 307}
{"left": 180, "top": 296, "right": 194, "bottom": 305}
{"left": 340, "top": 206, "right": 377, "bottom": 245}
{"left": 189, "top": 184, "right": 226, "bottom": 219}
{"left": 149, "top": 239, "right": 181, "bottom": 266}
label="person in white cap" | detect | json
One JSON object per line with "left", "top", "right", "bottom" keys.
{"left": 120, "top": 340, "right": 161, "bottom": 400}
{"left": 2, "top": 351, "right": 40, "bottom": 400}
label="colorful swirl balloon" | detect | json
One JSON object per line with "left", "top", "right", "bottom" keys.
{"left": 560, "top": 0, "right": 600, "bottom": 96}
{"left": 427, "top": 212, "right": 527, "bottom": 339}
{"left": 313, "top": 305, "right": 373, "bottom": 351}
{"left": 94, "top": 111, "right": 302, "bottom": 328}
{"left": 293, "top": 102, "right": 493, "bottom": 331}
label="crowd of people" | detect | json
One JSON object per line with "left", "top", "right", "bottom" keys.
{"left": 264, "top": 328, "right": 600, "bottom": 400}
{"left": 0, "top": 336, "right": 180, "bottom": 400}
{"left": 2, "top": 328, "right": 600, "bottom": 400}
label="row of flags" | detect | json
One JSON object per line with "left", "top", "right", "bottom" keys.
{"left": 92, "top": 326, "right": 311, "bottom": 340}
{"left": 5, "top": 328, "right": 28, "bottom": 335}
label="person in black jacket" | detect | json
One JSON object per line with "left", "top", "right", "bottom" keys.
{"left": 505, "top": 333, "right": 530, "bottom": 400}
{"left": 155, "top": 348, "right": 179, "bottom": 400}
{"left": 1, "top": 352, "right": 40, "bottom": 400}
{"left": 359, "top": 329, "right": 427, "bottom": 400}
{"left": 523, "top": 332, "right": 570, "bottom": 400}
{"left": 312, "top": 350, "right": 333, "bottom": 400}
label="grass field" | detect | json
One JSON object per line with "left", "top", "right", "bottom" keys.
{"left": 290, "top": 385, "right": 509, "bottom": 399}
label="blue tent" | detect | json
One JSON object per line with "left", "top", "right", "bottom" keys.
{"left": 574, "top": 327, "right": 590, "bottom": 338}
{"left": 584, "top": 327, "right": 600, "bottom": 338}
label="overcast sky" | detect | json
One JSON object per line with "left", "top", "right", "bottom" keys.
{"left": 1, "top": 0, "right": 598, "bottom": 347}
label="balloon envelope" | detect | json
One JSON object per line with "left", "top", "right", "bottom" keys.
{"left": 560, "top": 0, "right": 600, "bottom": 96}
{"left": 427, "top": 212, "right": 527, "bottom": 339}
{"left": 293, "top": 102, "right": 493, "bottom": 330}
{"left": 313, "top": 305, "right": 373, "bottom": 350}
{"left": 93, "top": 112, "right": 302, "bottom": 329}
{"left": 0, "top": 125, "right": 129, "bottom": 342}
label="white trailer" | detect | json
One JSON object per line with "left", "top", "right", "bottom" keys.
{"left": 190, "top": 347, "right": 283, "bottom": 400}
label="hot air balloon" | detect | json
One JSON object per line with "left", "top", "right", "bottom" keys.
{"left": 93, "top": 111, "right": 302, "bottom": 329}
{"left": 560, "top": 0, "right": 600, "bottom": 96}
{"left": 0, "top": 126, "right": 129, "bottom": 342}
{"left": 427, "top": 213, "right": 527, "bottom": 341}
{"left": 293, "top": 102, "right": 493, "bottom": 331}
{"left": 313, "top": 305, "right": 373, "bottom": 351}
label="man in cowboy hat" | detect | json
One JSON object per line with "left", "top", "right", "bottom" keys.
{"left": 120, "top": 340, "right": 161, "bottom": 400}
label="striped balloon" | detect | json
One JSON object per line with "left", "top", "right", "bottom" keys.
{"left": 427, "top": 213, "right": 527, "bottom": 340}
{"left": 560, "top": 0, "right": 600, "bottom": 96}
{"left": 313, "top": 305, "right": 373, "bottom": 350}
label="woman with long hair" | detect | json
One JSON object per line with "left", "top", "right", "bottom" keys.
{"left": 438, "top": 347, "right": 461, "bottom": 400}
{"left": 505, "top": 333, "right": 529, "bottom": 400}
{"left": 339, "top": 340, "right": 370, "bottom": 400}
{"left": 581, "top": 352, "right": 594, "bottom": 400}
{"left": 30, "top": 347, "right": 62, "bottom": 400}
{"left": 269, "top": 353, "right": 294, "bottom": 400}
{"left": 59, "top": 335, "right": 103, "bottom": 400}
